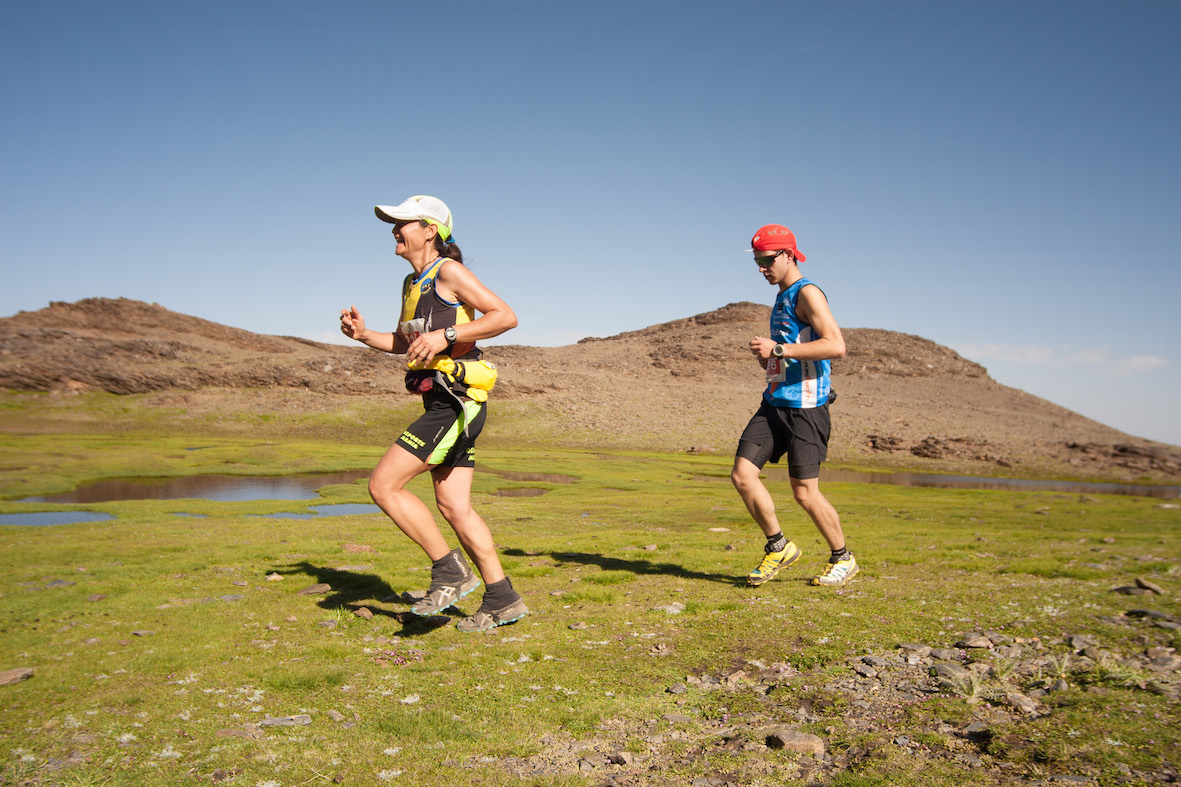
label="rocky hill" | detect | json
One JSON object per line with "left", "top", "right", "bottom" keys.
{"left": 2, "top": 297, "right": 1178, "bottom": 481}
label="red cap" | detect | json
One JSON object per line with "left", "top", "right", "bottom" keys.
{"left": 749, "top": 224, "right": 806, "bottom": 261}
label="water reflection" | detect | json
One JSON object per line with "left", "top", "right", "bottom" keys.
{"left": 494, "top": 488, "right": 549, "bottom": 498}
{"left": 478, "top": 466, "right": 578, "bottom": 484}
{"left": 692, "top": 469, "right": 1178, "bottom": 498}
{"left": 17, "top": 470, "right": 371, "bottom": 504}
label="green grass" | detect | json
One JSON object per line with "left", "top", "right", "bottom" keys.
{"left": 0, "top": 431, "right": 1178, "bottom": 786}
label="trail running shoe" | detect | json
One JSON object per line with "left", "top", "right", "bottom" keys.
{"left": 411, "top": 572, "right": 481, "bottom": 616}
{"left": 747, "top": 540, "right": 801, "bottom": 586}
{"left": 456, "top": 596, "right": 529, "bottom": 633}
{"left": 811, "top": 554, "right": 859, "bottom": 587}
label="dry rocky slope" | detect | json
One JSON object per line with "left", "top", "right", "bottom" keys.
{"left": 2, "top": 297, "right": 1178, "bottom": 482}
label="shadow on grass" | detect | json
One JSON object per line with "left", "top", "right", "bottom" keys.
{"left": 272, "top": 561, "right": 465, "bottom": 637}
{"left": 506, "top": 549, "right": 742, "bottom": 585}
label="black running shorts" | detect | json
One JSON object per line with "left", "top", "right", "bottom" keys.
{"left": 736, "top": 398, "right": 830, "bottom": 480}
{"left": 397, "top": 390, "right": 486, "bottom": 468}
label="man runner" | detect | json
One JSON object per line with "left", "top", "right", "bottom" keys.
{"left": 731, "top": 224, "right": 858, "bottom": 587}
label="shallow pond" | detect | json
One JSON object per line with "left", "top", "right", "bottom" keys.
{"left": 0, "top": 511, "right": 117, "bottom": 527}
{"left": 2, "top": 470, "right": 376, "bottom": 527}
{"left": 5, "top": 463, "right": 1174, "bottom": 527}
{"left": 771, "top": 467, "right": 1179, "bottom": 498}
{"left": 16, "top": 470, "right": 371, "bottom": 504}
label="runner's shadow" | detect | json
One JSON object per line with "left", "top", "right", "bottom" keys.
{"left": 272, "top": 561, "right": 463, "bottom": 637}
{"left": 506, "top": 550, "right": 741, "bottom": 585}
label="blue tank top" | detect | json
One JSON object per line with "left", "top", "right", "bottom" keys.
{"left": 764, "top": 277, "right": 832, "bottom": 409}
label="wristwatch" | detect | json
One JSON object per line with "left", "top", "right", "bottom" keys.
{"left": 444, "top": 326, "right": 457, "bottom": 343}
{"left": 771, "top": 343, "right": 785, "bottom": 358}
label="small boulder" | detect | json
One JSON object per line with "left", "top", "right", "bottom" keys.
{"left": 0, "top": 667, "right": 34, "bottom": 686}
{"left": 1005, "top": 691, "right": 1038, "bottom": 714}
{"left": 297, "top": 583, "right": 332, "bottom": 596}
{"left": 259, "top": 714, "right": 312, "bottom": 727}
{"left": 1136, "top": 578, "right": 1165, "bottom": 595}
{"left": 957, "top": 632, "right": 992, "bottom": 649}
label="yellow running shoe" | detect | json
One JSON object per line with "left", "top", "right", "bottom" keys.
{"left": 811, "top": 554, "right": 859, "bottom": 586}
{"left": 747, "top": 541, "right": 801, "bottom": 586}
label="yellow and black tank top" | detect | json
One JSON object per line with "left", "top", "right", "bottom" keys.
{"left": 398, "top": 258, "right": 481, "bottom": 393}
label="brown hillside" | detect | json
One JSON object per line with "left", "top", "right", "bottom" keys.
{"left": 1, "top": 297, "right": 1177, "bottom": 481}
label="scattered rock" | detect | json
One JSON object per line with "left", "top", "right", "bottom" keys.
{"left": 297, "top": 583, "right": 332, "bottom": 596}
{"left": 653, "top": 602, "right": 686, "bottom": 615}
{"left": 962, "top": 721, "right": 992, "bottom": 742}
{"left": 1114, "top": 586, "right": 1152, "bottom": 596}
{"left": 662, "top": 713, "right": 693, "bottom": 724}
{"left": 1005, "top": 691, "right": 1038, "bottom": 714}
{"left": 1136, "top": 578, "right": 1165, "bottom": 595}
{"left": 725, "top": 670, "right": 748, "bottom": 686}
{"left": 1127, "top": 609, "right": 1178, "bottom": 622}
{"left": 0, "top": 667, "right": 34, "bottom": 686}
{"left": 259, "top": 715, "right": 312, "bottom": 727}
{"left": 265, "top": 573, "right": 284, "bottom": 582}
{"left": 853, "top": 663, "right": 878, "bottom": 679}
{"left": 933, "top": 663, "right": 970, "bottom": 681}
{"left": 383, "top": 589, "right": 426, "bottom": 603}
{"left": 354, "top": 607, "right": 374, "bottom": 620}
{"left": 957, "top": 632, "right": 992, "bottom": 649}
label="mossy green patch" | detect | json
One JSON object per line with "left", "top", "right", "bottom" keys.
{"left": 0, "top": 437, "right": 1177, "bottom": 786}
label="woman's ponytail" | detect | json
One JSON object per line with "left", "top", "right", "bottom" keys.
{"left": 433, "top": 233, "right": 464, "bottom": 265}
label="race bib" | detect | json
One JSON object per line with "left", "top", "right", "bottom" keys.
{"left": 765, "top": 357, "right": 787, "bottom": 383}
{"left": 399, "top": 317, "right": 427, "bottom": 344}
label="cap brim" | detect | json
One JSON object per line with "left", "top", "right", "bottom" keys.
{"left": 747, "top": 247, "right": 806, "bottom": 261}
{"left": 375, "top": 205, "right": 418, "bottom": 223}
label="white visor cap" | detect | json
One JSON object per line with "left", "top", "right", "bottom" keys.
{"left": 374, "top": 195, "right": 453, "bottom": 241}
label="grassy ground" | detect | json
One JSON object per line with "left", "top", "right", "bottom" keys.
{"left": 1, "top": 433, "right": 1179, "bottom": 786}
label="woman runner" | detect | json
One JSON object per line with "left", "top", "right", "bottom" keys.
{"left": 339, "top": 194, "right": 527, "bottom": 632}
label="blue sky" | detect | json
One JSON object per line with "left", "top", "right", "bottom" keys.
{"left": 2, "top": 1, "right": 1179, "bottom": 446}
